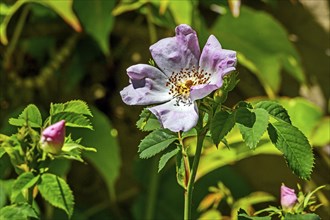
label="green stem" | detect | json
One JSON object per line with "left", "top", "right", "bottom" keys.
{"left": 145, "top": 155, "right": 160, "bottom": 220}
{"left": 184, "top": 130, "right": 206, "bottom": 220}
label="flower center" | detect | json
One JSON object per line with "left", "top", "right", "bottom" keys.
{"left": 166, "top": 66, "right": 211, "bottom": 106}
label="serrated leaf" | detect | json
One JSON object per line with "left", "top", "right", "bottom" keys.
{"left": 236, "top": 108, "right": 269, "bottom": 149}
{"left": 0, "top": 203, "right": 38, "bottom": 219}
{"left": 138, "top": 129, "right": 177, "bottom": 159}
{"left": 211, "top": 111, "right": 235, "bottom": 145}
{"left": 284, "top": 213, "right": 321, "bottom": 220}
{"left": 267, "top": 122, "right": 314, "bottom": 179}
{"left": 255, "top": 101, "right": 291, "bottom": 124}
{"left": 50, "top": 100, "right": 92, "bottom": 116}
{"left": 9, "top": 104, "right": 42, "bottom": 128}
{"left": 11, "top": 172, "right": 39, "bottom": 202}
{"left": 158, "top": 148, "right": 180, "bottom": 172}
{"left": 136, "top": 108, "right": 161, "bottom": 131}
{"left": 38, "top": 173, "right": 74, "bottom": 218}
{"left": 51, "top": 112, "right": 92, "bottom": 130}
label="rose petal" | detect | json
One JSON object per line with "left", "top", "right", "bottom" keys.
{"left": 120, "top": 64, "right": 172, "bottom": 105}
{"left": 280, "top": 185, "right": 297, "bottom": 209}
{"left": 190, "top": 84, "right": 219, "bottom": 102}
{"left": 150, "top": 24, "right": 200, "bottom": 76}
{"left": 199, "top": 35, "right": 237, "bottom": 86}
{"left": 148, "top": 99, "right": 198, "bottom": 132}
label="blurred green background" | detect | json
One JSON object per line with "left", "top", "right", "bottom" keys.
{"left": 0, "top": 0, "right": 329, "bottom": 219}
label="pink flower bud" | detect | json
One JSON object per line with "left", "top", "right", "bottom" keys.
{"left": 40, "top": 120, "right": 66, "bottom": 154}
{"left": 281, "top": 184, "right": 297, "bottom": 210}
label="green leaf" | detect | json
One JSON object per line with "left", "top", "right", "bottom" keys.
{"left": 211, "top": 111, "right": 235, "bottom": 146}
{"left": 168, "top": 0, "right": 192, "bottom": 25}
{"left": 38, "top": 173, "right": 74, "bottom": 218}
{"left": 279, "top": 98, "right": 323, "bottom": 138}
{"left": 310, "top": 117, "right": 330, "bottom": 146}
{"left": 51, "top": 112, "right": 92, "bottom": 130}
{"left": 176, "top": 153, "right": 187, "bottom": 189}
{"left": 0, "top": 203, "right": 38, "bottom": 220}
{"left": 138, "top": 129, "right": 177, "bottom": 159}
{"left": 9, "top": 104, "right": 42, "bottom": 128}
{"left": 73, "top": 0, "right": 115, "bottom": 56}
{"left": 74, "top": 106, "right": 121, "bottom": 203}
{"left": 0, "top": 0, "right": 81, "bottom": 45}
{"left": 236, "top": 108, "right": 269, "bottom": 149}
{"left": 59, "top": 142, "right": 96, "bottom": 162}
{"left": 50, "top": 100, "right": 92, "bottom": 117}
{"left": 284, "top": 213, "right": 321, "bottom": 220}
{"left": 212, "top": 6, "right": 305, "bottom": 95}
{"left": 158, "top": 148, "right": 180, "bottom": 172}
{"left": 37, "top": 0, "right": 81, "bottom": 32}
{"left": 267, "top": 122, "right": 314, "bottom": 179}
{"left": 255, "top": 101, "right": 291, "bottom": 124}
{"left": 237, "top": 208, "right": 271, "bottom": 220}
{"left": 11, "top": 172, "right": 39, "bottom": 202}
{"left": 136, "top": 108, "right": 161, "bottom": 131}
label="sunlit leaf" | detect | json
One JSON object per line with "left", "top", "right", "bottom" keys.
{"left": 279, "top": 98, "right": 323, "bottom": 138}
{"left": 50, "top": 100, "right": 92, "bottom": 117}
{"left": 168, "top": 0, "right": 192, "bottom": 25}
{"left": 255, "top": 101, "right": 291, "bottom": 124}
{"left": 268, "top": 122, "right": 314, "bottom": 179}
{"left": 0, "top": 203, "right": 38, "bottom": 219}
{"left": 310, "top": 117, "right": 330, "bottom": 146}
{"left": 51, "top": 112, "right": 92, "bottom": 130}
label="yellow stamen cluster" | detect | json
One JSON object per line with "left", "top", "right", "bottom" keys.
{"left": 166, "top": 66, "right": 211, "bottom": 106}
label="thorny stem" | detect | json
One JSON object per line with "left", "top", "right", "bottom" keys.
{"left": 184, "top": 129, "right": 206, "bottom": 220}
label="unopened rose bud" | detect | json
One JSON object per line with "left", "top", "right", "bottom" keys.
{"left": 40, "top": 120, "right": 66, "bottom": 154}
{"left": 281, "top": 184, "right": 297, "bottom": 210}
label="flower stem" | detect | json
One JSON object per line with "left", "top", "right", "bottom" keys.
{"left": 184, "top": 130, "right": 206, "bottom": 220}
